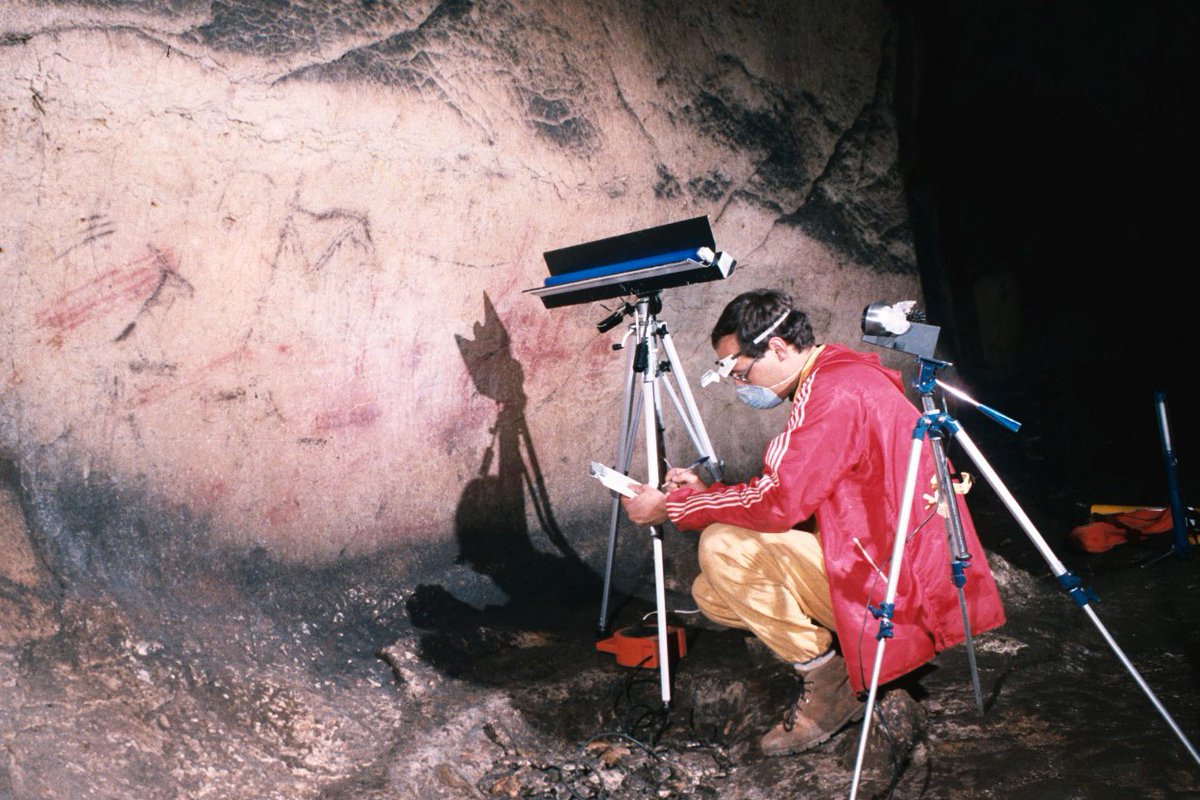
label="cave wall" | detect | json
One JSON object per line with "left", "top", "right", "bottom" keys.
{"left": 1, "top": 0, "right": 922, "bottom": 592}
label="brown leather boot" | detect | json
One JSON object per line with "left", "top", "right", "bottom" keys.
{"left": 760, "top": 650, "right": 864, "bottom": 756}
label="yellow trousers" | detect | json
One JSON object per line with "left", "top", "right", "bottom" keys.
{"left": 691, "top": 523, "right": 836, "bottom": 663}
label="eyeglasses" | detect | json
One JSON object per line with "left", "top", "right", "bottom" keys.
{"left": 729, "top": 355, "right": 762, "bottom": 384}
{"left": 701, "top": 351, "right": 759, "bottom": 386}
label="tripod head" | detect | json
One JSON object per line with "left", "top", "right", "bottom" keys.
{"left": 860, "top": 299, "right": 947, "bottom": 394}
{"left": 595, "top": 292, "right": 663, "bottom": 333}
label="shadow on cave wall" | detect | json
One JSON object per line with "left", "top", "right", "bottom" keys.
{"left": 405, "top": 294, "right": 602, "bottom": 666}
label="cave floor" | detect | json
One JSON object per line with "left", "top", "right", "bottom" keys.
{"left": 383, "top": 536, "right": 1200, "bottom": 800}
{"left": 2, "top": 526, "right": 1197, "bottom": 799}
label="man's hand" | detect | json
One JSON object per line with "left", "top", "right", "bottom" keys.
{"left": 663, "top": 467, "right": 707, "bottom": 493}
{"left": 620, "top": 483, "right": 669, "bottom": 526}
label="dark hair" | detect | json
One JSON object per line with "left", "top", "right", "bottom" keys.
{"left": 710, "top": 289, "right": 814, "bottom": 356}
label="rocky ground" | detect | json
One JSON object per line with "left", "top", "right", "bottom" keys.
{"left": 2, "top": 507, "right": 1198, "bottom": 799}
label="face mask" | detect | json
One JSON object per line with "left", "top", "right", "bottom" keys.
{"left": 733, "top": 355, "right": 812, "bottom": 410}
{"left": 736, "top": 383, "right": 784, "bottom": 409}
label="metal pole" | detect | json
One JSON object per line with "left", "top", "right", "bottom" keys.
{"left": 659, "top": 327, "right": 722, "bottom": 480}
{"left": 1154, "top": 391, "right": 1191, "bottom": 559}
{"left": 921, "top": 397, "right": 984, "bottom": 715}
{"left": 597, "top": 329, "right": 642, "bottom": 635}
{"left": 849, "top": 435, "right": 927, "bottom": 800}
{"left": 637, "top": 299, "right": 672, "bottom": 707}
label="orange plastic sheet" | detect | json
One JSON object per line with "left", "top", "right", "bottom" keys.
{"left": 1068, "top": 506, "right": 1182, "bottom": 553}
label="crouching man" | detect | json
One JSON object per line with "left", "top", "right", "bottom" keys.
{"left": 621, "top": 289, "right": 1005, "bottom": 755}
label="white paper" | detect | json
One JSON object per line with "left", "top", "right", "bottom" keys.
{"left": 588, "top": 461, "right": 640, "bottom": 498}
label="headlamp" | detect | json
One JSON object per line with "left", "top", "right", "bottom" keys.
{"left": 701, "top": 308, "right": 792, "bottom": 387}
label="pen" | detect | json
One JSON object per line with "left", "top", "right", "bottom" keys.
{"left": 665, "top": 455, "right": 710, "bottom": 472}
{"left": 661, "top": 456, "right": 711, "bottom": 491}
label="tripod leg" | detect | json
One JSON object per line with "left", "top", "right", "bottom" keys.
{"left": 641, "top": 313, "right": 672, "bottom": 708}
{"left": 927, "top": 432, "right": 985, "bottom": 714}
{"left": 658, "top": 329, "right": 722, "bottom": 480}
{"left": 598, "top": 338, "right": 642, "bottom": 635}
{"left": 850, "top": 436, "right": 927, "bottom": 800}
{"left": 1154, "top": 391, "right": 1192, "bottom": 559}
{"left": 659, "top": 376, "right": 701, "bottom": 454}
{"left": 951, "top": 425, "right": 1200, "bottom": 766}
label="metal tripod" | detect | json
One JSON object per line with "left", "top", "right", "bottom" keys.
{"left": 849, "top": 356, "right": 1200, "bottom": 799}
{"left": 596, "top": 292, "right": 722, "bottom": 708}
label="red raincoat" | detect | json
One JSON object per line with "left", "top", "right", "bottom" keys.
{"left": 666, "top": 345, "right": 1006, "bottom": 692}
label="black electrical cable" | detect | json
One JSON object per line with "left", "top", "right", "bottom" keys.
{"left": 606, "top": 635, "right": 677, "bottom": 744}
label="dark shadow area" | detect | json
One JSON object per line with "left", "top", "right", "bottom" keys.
{"left": 405, "top": 293, "right": 604, "bottom": 673}
{"left": 10, "top": 452, "right": 413, "bottom": 688}
{"left": 896, "top": 0, "right": 1198, "bottom": 572}
{"left": 885, "top": 7, "right": 1200, "bottom": 794}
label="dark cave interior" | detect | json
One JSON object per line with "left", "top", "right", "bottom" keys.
{"left": 901, "top": 0, "right": 1199, "bottom": 518}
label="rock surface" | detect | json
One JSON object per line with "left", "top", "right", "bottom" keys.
{"left": 1, "top": 0, "right": 916, "bottom": 580}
